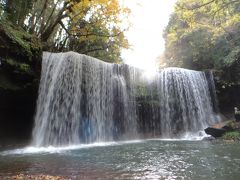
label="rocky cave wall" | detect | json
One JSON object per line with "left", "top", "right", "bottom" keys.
{"left": 0, "top": 20, "right": 42, "bottom": 146}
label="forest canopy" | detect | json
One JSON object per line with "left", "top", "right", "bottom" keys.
{"left": 0, "top": 0, "right": 130, "bottom": 63}
{"left": 162, "top": 0, "right": 240, "bottom": 72}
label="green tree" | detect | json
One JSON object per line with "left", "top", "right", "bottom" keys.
{"left": 163, "top": 0, "right": 240, "bottom": 71}
{"left": 0, "top": 0, "right": 130, "bottom": 63}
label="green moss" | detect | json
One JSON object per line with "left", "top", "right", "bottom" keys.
{"left": 4, "top": 26, "right": 31, "bottom": 57}
{"left": 0, "top": 20, "right": 41, "bottom": 91}
{"left": 0, "top": 19, "right": 42, "bottom": 61}
{"left": 6, "top": 58, "right": 32, "bottom": 73}
{"left": 223, "top": 131, "right": 240, "bottom": 141}
{"left": 223, "top": 46, "right": 240, "bottom": 67}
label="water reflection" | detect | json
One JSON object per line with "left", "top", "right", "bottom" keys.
{"left": 0, "top": 140, "right": 240, "bottom": 179}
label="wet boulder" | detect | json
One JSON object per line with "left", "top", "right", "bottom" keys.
{"left": 204, "top": 127, "right": 226, "bottom": 138}
{"left": 205, "top": 120, "right": 240, "bottom": 138}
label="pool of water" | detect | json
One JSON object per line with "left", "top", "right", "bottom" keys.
{"left": 0, "top": 140, "right": 240, "bottom": 179}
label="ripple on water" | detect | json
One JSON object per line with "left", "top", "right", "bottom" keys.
{"left": 0, "top": 140, "right": 240, "bottom": 179}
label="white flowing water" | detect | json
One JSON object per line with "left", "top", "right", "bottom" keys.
{"left": 32, "top": 52, "right": 219, "bottom": 147}
{"left": 156, "top": 68, "right": 217, "bottom": 137}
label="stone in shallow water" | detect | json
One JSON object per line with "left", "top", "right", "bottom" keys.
{"left": 204, "top": 127, "right": 226, "bottom": 138}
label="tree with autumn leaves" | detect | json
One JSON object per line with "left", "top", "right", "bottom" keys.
{"left": 0, "top": 0, "right": 130, "bottom": 62}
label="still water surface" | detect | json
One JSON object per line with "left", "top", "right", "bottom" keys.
{"left": 0, "top": 140, "right": 240, "bottom": 179}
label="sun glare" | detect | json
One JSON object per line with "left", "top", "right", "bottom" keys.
{"left": 121, "top": 0, "right": 177, "bottom": 71}
{"left": 143, "top": 68, "right": 158, "bottom": 80}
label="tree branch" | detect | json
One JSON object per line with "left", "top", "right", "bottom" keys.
{"left": 59, "top": 20, "right": 71, "bottom": 35}
{"left": 40, "top": 0, "right": 61, "bottom": 35}
{"left": 79, "top": 31, "right": 124, "bottom": 38}
{"left": 40, "top": 1, "right": 71, "bottom": 41}
{"left": 33, "top": 0, "right": 49, "bottom": 33}
{"left": 60, "top": 20, "right": 125, "bottom": 39}
{"left": 177, "top": 0, "right": 216, "bottom": 10}
{"left": 211, "top": 0, "right": 240, "bottom": 18}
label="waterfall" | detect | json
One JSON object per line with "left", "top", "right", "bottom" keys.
{"left": 32, "top": 52, "right": 219, "bottom": 146}
{"left": 156, "top": 68, "right": 216, "bottom": 137}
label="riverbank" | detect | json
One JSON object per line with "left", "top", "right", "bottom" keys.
{"left": 205, "top": 120, "right": 240, "bottom": 141}
{"left": 2, "top": 174, "right": 68, "bottom": 180}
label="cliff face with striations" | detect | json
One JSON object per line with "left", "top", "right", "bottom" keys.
{"left": 0, "top": 20, "right": 42, "bottom": 145}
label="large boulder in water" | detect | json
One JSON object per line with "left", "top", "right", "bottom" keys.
{"left": 204, "top": 120, "right": 230, "bottom": 137}
{"left": 204, "top": 127, "right": 227, "bottom": 138}
{"left": 205, "top": 120, "right": 240, "bottom": 138}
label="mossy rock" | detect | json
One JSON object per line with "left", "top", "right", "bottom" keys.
{"left": 225, "top": 120, "right": 240, "bottom": 130}
{"left": 0, "top": 19, "right": 42, "bottom": 63}
{"left": 0, "top": 20, "right": 42, "bottom": 91}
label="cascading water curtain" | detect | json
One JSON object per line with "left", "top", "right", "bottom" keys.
{"left": 32, "top": 52, "right": 219, "bottom": 147}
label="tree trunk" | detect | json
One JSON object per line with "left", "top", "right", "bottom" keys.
{"left": 40, "top": 2, "right": 69, "bottom": 42}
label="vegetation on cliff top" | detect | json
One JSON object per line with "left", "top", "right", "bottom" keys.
{"left": 162, "top": 0, "right": 240, "bottom": 72}
{"left": 0, "top": 19, "right": 41, "bottom": 61}
{"left": 0, "top": 0, "right": 130, "bottom": 63}
{"left": 0, "top": 0, "right": 131, "bottom": 91}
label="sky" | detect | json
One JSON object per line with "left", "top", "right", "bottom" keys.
{"left": 121, "top": 0, "right": 177, "bottom": 71}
